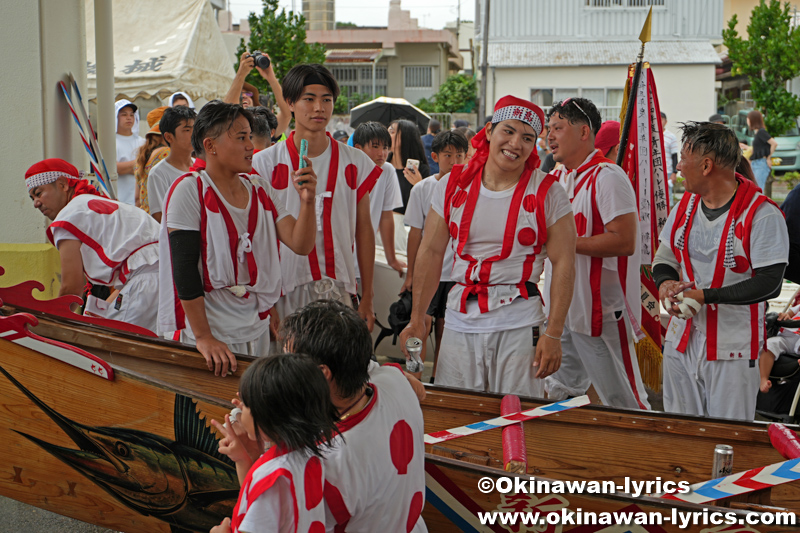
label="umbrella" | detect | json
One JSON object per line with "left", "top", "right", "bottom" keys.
{"left": 349, "top": 97, "right": 431, "bottom": 133}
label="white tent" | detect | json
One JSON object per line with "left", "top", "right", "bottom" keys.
{"left": 85, "top": 0, "right": 235, "bottom": 101}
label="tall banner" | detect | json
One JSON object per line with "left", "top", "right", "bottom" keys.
{"left": 620, "top": 65, "right": 669, "bottom": 391}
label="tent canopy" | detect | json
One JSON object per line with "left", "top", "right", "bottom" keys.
{"left": 85, "top": 0, "right": 235, "bottom": 101}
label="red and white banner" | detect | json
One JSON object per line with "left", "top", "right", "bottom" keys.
{"left": 621, "top": 66, "right": 670, "bottom": 369}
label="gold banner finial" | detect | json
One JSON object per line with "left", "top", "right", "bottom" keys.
{"left": 639, "top": 6, "right": 653, "bottom": 44}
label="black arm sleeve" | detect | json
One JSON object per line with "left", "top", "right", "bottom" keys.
{"left": 653, "top": 262, "right": 680, "bottom": 290}
{"left": 670, "top": 153, "right": 678, "bottom": 173}
{"left": 703, "top": 263, "right": 787, "bottom": 305}
{"left": 168, "top": 230, "right": 204, "bottom": 301}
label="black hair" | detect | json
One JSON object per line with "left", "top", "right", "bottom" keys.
{"left": 279, "top": 300, "right": 372, "bottom": 400}
{"left": 190, "top": 100, "right": 253, "bottom": 156}
{"left": 250, "top": 106, "right": 277, "bottom": 139}
{"left": 660, "top": 111, "right": 668, "bottom": 120}
{"left": 679, "top": 121, "right": 741, "bottom": 170}
{"left": 457, "top": 127, "right": 476, "bottom": 142}
{"left": 394, "top": 119, "right": 429, "bottom": 170}
{"left": 159, "top": 105, "right": 197, "bottom": 147}
{"left": 432, "top": 129, "right": 468, "bottom": 154}
{"left": 281, "top": 64, "right": 340, "bottom": 104}
{"left": 352, "top": 121, "right": 392, "bottom": 148}
{"left": 547, "top": 97, "right": 601, "bottom": 135}
{"left": 239, "top": 353, "right": 339, "bottom": 456}
{"left": 428, "top": 119, "right": 441, "bottom": 134}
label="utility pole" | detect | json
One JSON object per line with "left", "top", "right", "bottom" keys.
{"left": 478, "top": 0, "right": 490, "bottom": 121}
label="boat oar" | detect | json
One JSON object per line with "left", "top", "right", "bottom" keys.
{"left": 501, "top": 395, "right": 527, "bottom": 474}
{"left": 424, "top": 395, "right": 590, "bottom": 445}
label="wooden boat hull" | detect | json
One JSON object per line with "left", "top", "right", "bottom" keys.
{"left": 2, "top": 284, "right": 800, "bottom": 531}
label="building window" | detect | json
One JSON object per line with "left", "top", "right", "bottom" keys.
{"left": 585, "top": 0, "right": 664, "bottom": 6}
{"left": 330, "top": 65, "right": 387, "bottom": 97}
{"left": 405, "top": 66, "right": 433, "bottom": 89}
{"left": 531, "top": 87, "right": 623, "bottom": 122}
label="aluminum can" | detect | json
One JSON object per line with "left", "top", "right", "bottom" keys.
{"left": 405, "top": 337, "right": 424, "bottom": 373}
{"left": 712, "top": 444, "right": 734, "bottom": 478}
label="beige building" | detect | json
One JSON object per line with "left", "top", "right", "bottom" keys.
{"left": 307, "top": 0, "right": 462, "bottom": 104}
{"left": 303, "top": 0, "right": 335, "bottom": 31}
{"left": 476, "top": 0, "right": 722, "bottom": 135}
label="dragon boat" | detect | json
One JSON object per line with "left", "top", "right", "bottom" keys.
{"left": 1, "top": 269, "right": 800, "bottom": 532}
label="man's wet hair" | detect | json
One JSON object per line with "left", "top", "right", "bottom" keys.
{"left": 250, "top": 106, "right": 277, "bottom": 139}
{"left": 239, "top": 353, "right": 339, "bottom": 456}
{"left": 282, "top": 64, "right": 340, "bottom": 104}
{"left": 279, "top": 300, "right": 372, "bottom": 399}
{"left": 679, "top": 121, "right": 740, "bottom": 170}
{"left": 432, "top": 130, "right": 468, "bottom": 154}
{"left": 191, "top": 100, "right": 253, "bottom": 156}
{"left": 547, "top": 97, "right": 601, "bottom": 135}
{"left": 159, "top": 105, "right": 197, "bottom": 147}
{"left": 352, "top": 121, "right": 392, "bottom": 148}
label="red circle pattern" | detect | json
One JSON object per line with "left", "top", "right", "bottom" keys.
{"left": 272, "top": 164, "right": 289, "bottom": 190}
{"left": 308, "top": 521, "right": 325, "bottom": 533}
{"left": 389, "top": 420, "right": 414, "bottom": 475}
{"left": 518, "top": 227, "right": 536, "bottom": 246}
{"left": 731, "top": 255, "right": 749, "bottom": 274}
{"left": 452, "top": 190, "right": 467, "bottom": 208}
{"left": 87, "top": 199, "right": 119, "bottom": 215}
{"left": 522, "top": 194, "right": 537, "bottom": 213}
{"left": 449, "top": 222, "right": 459, "bottom": 239}
{"left": 406, "top": 491, "right": 424, "bottom": 532}
{"left": 203, "top": 189, "right": 220, "bottom": 213}
{"left": 304, "top": 456, "right": 323, "bottom": 510}
{"left": 345, "top": 164, "right": 358, "bottom": 189}
{"left": 574, "top": 213, "right": 587, "bottom": 236}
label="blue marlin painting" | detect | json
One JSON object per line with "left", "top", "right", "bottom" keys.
{"left": 0, "top": 363, "right": 240, "bottom": 533}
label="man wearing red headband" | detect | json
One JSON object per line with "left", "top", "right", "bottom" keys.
{"left": 399, "top": 96, "right": 576, "bottom": 396}
{"left": 26, "top": 158, "right": 160, "bottom": 332}
{"left": 544, "top": 98, "right": 650, "bottom": 410}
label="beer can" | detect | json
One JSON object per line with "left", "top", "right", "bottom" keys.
{"left": 405, "top": 337, "right": 424, "bottom": 373}
{"left": 711, "top": 444, "right": 734, "bottom": 478}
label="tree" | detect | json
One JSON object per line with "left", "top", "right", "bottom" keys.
{"left": 415, "top": 74, "right": 477, "bottom": 114}
{"left": 723, "top": 0, "right": 800, "bottom": 136}
{"left": 235, "top": 0, "right": 327, "bottom": 103}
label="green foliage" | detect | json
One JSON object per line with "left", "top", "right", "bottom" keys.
{"left": 414, "top": 97, "right": 436, "bottom": 113}
{"left": 779, "top": 171, "right": 800, "bottom": 188}
{"left": 334, "top": 92, "right": 372, "bottom": 114}
{"left": 336, "top": 21, "right": 359, "bottom": 29}
{"left": 722, "top": 0, "right": 800, "bottom": 136}
{"left": 235, "top": 0, "right": 327, "bottom": 102}
{"left": 418, "top": 74, "right": 477, "bottom": 114}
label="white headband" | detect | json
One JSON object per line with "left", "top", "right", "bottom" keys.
{"left": 25, "top": 171, "right": 84, "bottom": 191}
{"left": 492, "top": 105, "right": 543, "bottom": 136}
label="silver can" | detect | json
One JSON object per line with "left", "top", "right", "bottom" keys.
{"left": 405, "top": 337, "right": 424, "bottom": 373}
{"left": 711, "top": 444, "right": 734, "bottom": 478}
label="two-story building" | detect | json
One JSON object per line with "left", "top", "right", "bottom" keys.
{"left": 475, "top": 0, "right": 723, "bottom": 133}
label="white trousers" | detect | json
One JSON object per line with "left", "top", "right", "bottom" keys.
{"left": 103, "top": 265, "right": 159, "bottom": 333}
{"left": 663, "top": 329, "right": 760, "bottom": 421}
{"left": 275, "top": 279, "right": 353, "bottom": 321}
{"left": 545, "top": 317, "right": 650, "bottom": 410}
{"left": 178, "top": 327, "right": 271, "bottom": 357}
{"left": 436, "top": 325, "right": 545, "bottom": 398}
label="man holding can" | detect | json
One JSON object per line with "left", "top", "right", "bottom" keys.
{"left": 399, "top": 96, "right": 576, "bottom": 397}
{"left": 654, "top": 121, "right": 788, "bottom": 421}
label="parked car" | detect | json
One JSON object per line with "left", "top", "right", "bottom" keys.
{"left": 729, "top": 109, "right": 800, "bottom": 174}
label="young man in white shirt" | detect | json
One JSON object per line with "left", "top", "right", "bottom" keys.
{"left": 352, "top": 121, "right": 405, "bottom": 276}
{"left": 147, "top": 105, "right": 196, "bottom": 222}
{"left": 400, "top": 96, "right": 576, "bottom": 397}
{"left": 115, "top": 99, "right": 146, "bottom": 205}
{"left": 544, "top": 97, "right": 650, "bottom": 410}
{"left": 654, "top": 121, "right": 788, "bottom": 420}
{"left": 251, "top": 64, "right": 382, "bottom": 330}
{"left": 402, "top": 130, "right": 468, "bottom": 379}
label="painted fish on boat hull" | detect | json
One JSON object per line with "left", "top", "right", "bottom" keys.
{"left": 0, "top": 364, "right": 239, "bottom": 533}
